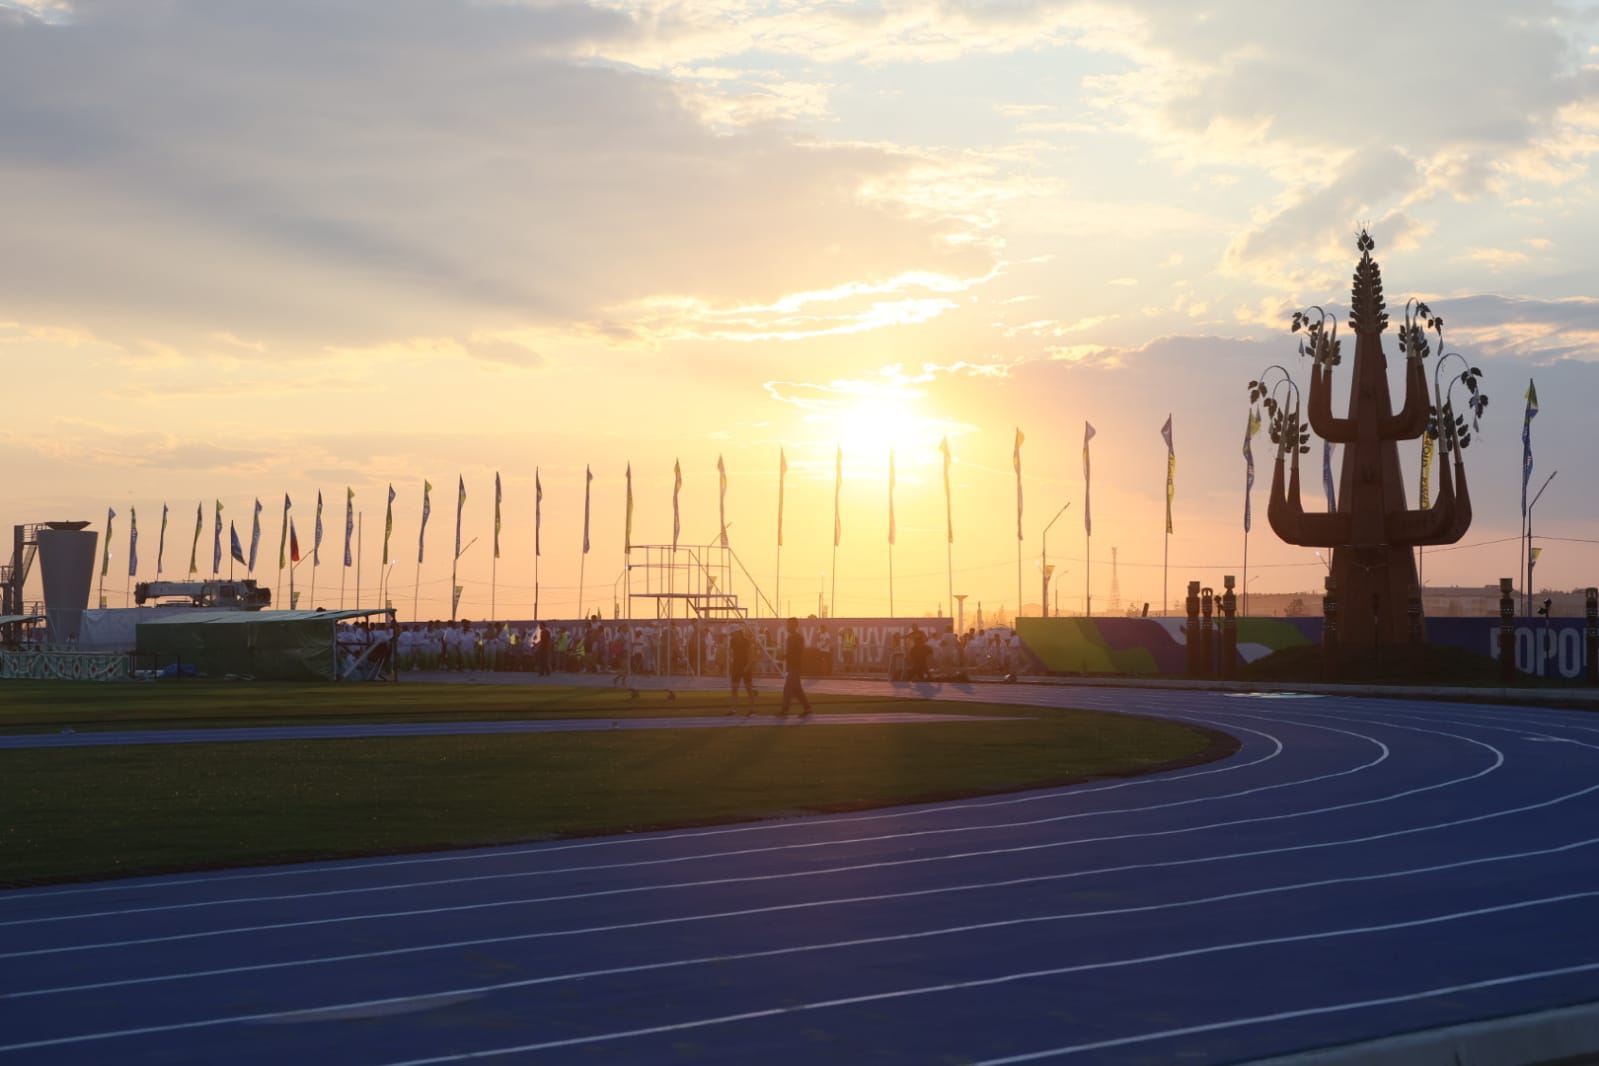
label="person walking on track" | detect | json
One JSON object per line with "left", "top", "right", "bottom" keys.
{"left": 728, "top": 626, "right": 757, "bottom": 713}
{"left": 780, "top": 616, "right": 812, "bottom": 717}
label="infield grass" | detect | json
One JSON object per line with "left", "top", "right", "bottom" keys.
{"left": 0, "top": 682, "right": 1232, "bottom": 885}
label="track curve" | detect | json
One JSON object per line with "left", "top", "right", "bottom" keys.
{"left": 2, "top": 681, "right": 1597, "bottom": 1064}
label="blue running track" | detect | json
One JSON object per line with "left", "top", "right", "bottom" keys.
{"left": 3, "top": 681, "right": 1598, "bottom": 1064}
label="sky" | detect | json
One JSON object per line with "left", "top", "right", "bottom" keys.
{"left": 4, "top": 0, "right": 1599, "bottom": 622}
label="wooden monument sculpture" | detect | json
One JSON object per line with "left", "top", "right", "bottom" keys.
{"left": 1251, "top": 231, "right": 1487, "bottom": 647}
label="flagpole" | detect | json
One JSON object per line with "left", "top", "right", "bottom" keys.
{"left": 1519, "top": 513, "right": 1528, "bottom": 617}
{"left": 829, "top": 545, "right": 836, "bottom": 619}
{"left": 1163, "top": 533, "right": 1168, "bottom": 617}
{"left": 534, "top": 472, "right": 541, "bottom": 623}
{"left": 775, "top": 451, "right": 783, "bottom": 620}
{"left": 941, "top": 437, "right": 953, "bottom": 622}
{"left": 356, "top": 512, "right": 363, "bottom": 609}
{"left": 888, "top": 449, "right": 895, "bottom": 618}
{"left": 578, "top": 553, "right": 586, "bottom": 620}
{"left": 946, "top": 541, "right": 952, "bottom": 625}
{"left": 277, "top": 499, "right": 287, "bottom": 612}
{"left": 1242, "top": 528, "right": 1249, "bottom": 618}
{"left": 1016, "top": 538, "right": 1022, "bottom": 622}
{"left": 1086, "top": 535, "right": 1092, "bottom": 617}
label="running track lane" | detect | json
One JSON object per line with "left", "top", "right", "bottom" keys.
{"left": 2, "top": 682, "right": 1598, "bottom": 1065}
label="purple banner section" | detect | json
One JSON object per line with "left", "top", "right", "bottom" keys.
{"left": 743, "top": 617, "right": 956, "bottom": 671}
{"left": 452, "top": 617, "right": 956, "bottom": 673}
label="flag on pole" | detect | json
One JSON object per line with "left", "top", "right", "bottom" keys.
{"left": 127, "top": 507, "right": 138, "bottom": 577}
{"left": 1013, "top": 428, "right": 1024, "bottom": 541}
{"left": 493, "top": 473, "right": 502, "bottom": 560}
{"left": 454, "top": 476, "right": 466, "bottom": 560}
{"left": 157, "top": 503, "right": 168, "bottom": 576}
{"left": 582, "top": 466, "right": 593, "bottom": 554}
{"left": 248, "top": 498, "right": 262, "bottom": 573}
{"left": 940, "top": 436, "right": 953, "bottom": 544}
{"left": 212, "top": 501, "right": 223, "bottom": 574}
{"left": 888, "top": 449, "right": 896, "bottom": 546}
{"left": 313, "top": 491, "right": 324, "bottom": 566}
{"left": 344, "top": 488, "right": 355, "bottom": 567}
{"left": 672, "top": 459, "right": 682, "bottom": 551}
{"left": 1419, "top": 432, "right": 1434, "bottom": 510}
{"left": 833, "top": 446, "right": 843, "bottom": 547}
{"left": 1531, "top": 546, "right": 1543, "bottom": 572}
{"left": 1243, "top": 410, "right": 1261, "bottom": 533}
{"left": 382, "top": 485, "right": 395, "bottom": 563}
{"left": 1322, "top": 441, "right": 1337, "bottom": 512}
{"left": 188, "top": 502, "right": 202, "bottom": 576}
{"left": 625, "top": 463, "right": 634, "bottom": 554}
{"left": 230, "top": 522, "right": 245, "bottom": 565}
{"left": 290, "top": 520, "right": 301, "bottom": 563}
{"left": 1161, "top": 415, "right": 1175, "bottom": 534}
{"left": 278, "top": 493, "right": 291, "bottom": 570}
{"left": 535, "top": 470, "right": 543, "bottom": 557}
{"left": 1521, "top": 379, "right": 1539, "bottom": 516}
{"left": 101, "top": 507, "right": 116, "bottom": 578}
{"left": 1083, "top": 422, "right": 1096, "bottom": 535}
{"left": 777, "top": 449, "right": 787, "bottom": 547}
{"left": 417, "top": 481, "right": 431, "bottom": 563}
{"left": 717, "top": 454, "right": 729, "bottom": 549}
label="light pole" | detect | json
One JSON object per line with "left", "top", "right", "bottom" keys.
{"left": 1041, "top": 502, "right": 1072, "bottom": 618}
{"left": 1526, "top": 470, "right": 1557, "bottom": 616}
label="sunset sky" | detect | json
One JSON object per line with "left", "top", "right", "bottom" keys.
{"left": 4, "top": 0, "right": 1598, "bottom": 621}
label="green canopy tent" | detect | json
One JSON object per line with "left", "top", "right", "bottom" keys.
{"left": 135, "top": 609, "right": 394, "bottom": 681}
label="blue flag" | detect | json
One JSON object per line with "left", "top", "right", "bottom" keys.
{"left": 1522, "top": 379, "right": 1539, "bottom": 516}
{"left": 1243, "top": 411, "right": 1260, "bottom": 533}
{"left": 230, "top": 522, "right": 246, "bottom": 565}
{"left": 1322, "top": 440, "right": 1337, "bottom": 512}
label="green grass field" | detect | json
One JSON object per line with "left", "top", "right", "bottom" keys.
{"left": 0, "top": 683, "right": 1232, "bottom": 886}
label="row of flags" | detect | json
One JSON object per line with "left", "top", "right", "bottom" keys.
{"left": 93, "top": 428, "right": 1148, "bottom": 585}
{"left": 118, "top": 382, "right": 1548, "bottom": 590}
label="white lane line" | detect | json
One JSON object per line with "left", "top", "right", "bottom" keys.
{"left": 340, "top": 894, "right": 1599, "bottom": 1065}
{"left": 4, "top": 866, "right": 1595, "bottom": 1056}
{"left": 0, "top": 713, "right": 1018, "bottom": 749}
{"left": 0, "top": 725, "right": 1528, "bottom": 962}
{"left": 0, "top": 716, "right": 1395, "bottom": 930}
{"left": 12, "top": 830, "right": 1597, "bottom": 1004}
{"left": 0, "top": 700, "right": 1289, "bottom": 902}
{"left": 970, "top": 964, "right": 1599, "bottom": 1065}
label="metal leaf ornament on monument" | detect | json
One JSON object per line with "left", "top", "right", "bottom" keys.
{"left": 1248, "top": 231, "right": 1488, "bottom": 647}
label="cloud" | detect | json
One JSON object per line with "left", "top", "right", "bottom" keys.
{"left": 0, "top": 0, "right": 995, "bottom": 354}
{"left": 588, "top": 267, "right": 993, "bottom": 344}
{"left": 1219, "top": 147, "right": 1438, "bottom": 293}
{"left": 1441, "top": 294, "right": 1599, "bottom": 364}
{"left": 1461, "top": 247, "right": 1532, "bottom": 270}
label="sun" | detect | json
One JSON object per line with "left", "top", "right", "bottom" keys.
{"left": 834, "top": 385, "right": 930, "bottom": 461}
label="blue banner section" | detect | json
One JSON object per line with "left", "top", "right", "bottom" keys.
{"left": 1014, "top": 616, "right": 1592, "bottom": 679}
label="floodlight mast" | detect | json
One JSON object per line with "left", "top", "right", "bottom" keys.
{"left": 1041, "top": 502, "right": 1071, "bottom": 618}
